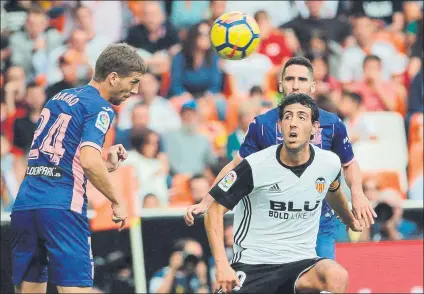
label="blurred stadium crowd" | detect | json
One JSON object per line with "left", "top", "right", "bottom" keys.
{"left": 1, "top": 0, "right": 423, "bottom": 235}
{"left": 0, "top": 0, "right": 423, "bottom": 293}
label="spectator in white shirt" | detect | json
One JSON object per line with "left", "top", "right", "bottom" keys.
{"left": 139, "top": 72, "right": 181, "bottom": 135}
{"left": 80, "top": 0, "right": 123, "bottom": 44}
{"left": 123, "top": 128, "right": 170, "bottom": 207}
{"left": 222, "top": 52, "right": 273, "bottom": 98}
{"left": 116, "top": 72, "right": 181, "bottom": 133}
{"left": 9, "top": 5, "right": 63, "bottom": 82}
{"left": 73, "top": 5, "right": 109, "bottom": 65}
{"left": 42, "top": 28, "right": 93, "bottom": 86}
{"left": 339, "top": 91, "right": 377, "bottom": 144}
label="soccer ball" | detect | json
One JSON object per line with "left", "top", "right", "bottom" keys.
{"left": 210, "top": 11, "right": 260, "bottom": 60}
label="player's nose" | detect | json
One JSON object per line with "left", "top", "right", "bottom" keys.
{"left": 131, "top": 85, "right": 139, "bottom": 95}
{"left": 293, "top": 80, "right": 299, "bottom": 91}
{"left": 290, "top": 117, "right": 299, "bottom": 127}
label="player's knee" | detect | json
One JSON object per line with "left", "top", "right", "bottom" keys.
{"left": 322, "top": 265, "right": 348, "bottom": 292}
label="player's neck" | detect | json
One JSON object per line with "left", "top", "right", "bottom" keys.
{"left": 280, "top": 143, "right": 311, "bottom": 167}
{"left": 88, "top": 80, "right": 111, "bottom": 101}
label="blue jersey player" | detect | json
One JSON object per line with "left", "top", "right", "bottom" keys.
{"left": 185, "top": 56, "right": 376, "bottom": 259}
{"left": 11, "top": 43, "right": 147, "bottom": 293}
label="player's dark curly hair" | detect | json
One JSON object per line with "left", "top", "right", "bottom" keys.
{"left": 278, "top": 93, "right": 319, "bottom": 123}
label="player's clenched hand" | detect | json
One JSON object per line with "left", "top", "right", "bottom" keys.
{"left": 106, "top": 144, "right": 128, "bottom": 172}
{"left": 111, "top": 203, "right": 127, "bottom": 231}
{"left": 215, "top": 264, "right": 240, "bottom": 293}
{"left": 184, "top": 202, "right": 208, "bottom": 226}
{"left": 351, "top": 190, "right": 377, "bottom": 229}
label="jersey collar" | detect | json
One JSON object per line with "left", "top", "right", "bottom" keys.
{"left": 276, "top": 144, "right": 315, "bottom": 178}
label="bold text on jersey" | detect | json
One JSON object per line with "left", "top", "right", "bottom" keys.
{"left": 268, "top": 200, "right": 320, "bottom": 220}
{"left": 51, "top": 92, "right": 80, "bottom": 106}
{"left": 26, "top": 166, "right": 63, "bottom": 178}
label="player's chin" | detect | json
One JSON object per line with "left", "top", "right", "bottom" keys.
{"left": 110, "top": 96, "right": 128, "bottom": 106}
{"left": 110, "top": 99, "right": 123, "bottom": 106}
{"left": 285, "top": 141, "right": 302, "bottom": 150}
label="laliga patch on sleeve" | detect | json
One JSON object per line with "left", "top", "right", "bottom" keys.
{"left": 95, "top": 111, "right": 110, "bottom": 134}
{"left": 218, "top": 171, "right": 237, "bottom": 192}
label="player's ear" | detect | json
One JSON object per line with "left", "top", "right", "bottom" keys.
{"left": 108, "top": 72, "right": 120, "bottom": 87}
{"left": 310, "top": 81, "right": 316, "bottom": 94}
{"left": 278, "top": 80, "right": 283, "bottom": 93}
{"left": 311, "top": 120, "right": 319, "bottom": 137}
{"left": 277, "top": 119, "right": 282, "bottom": 133}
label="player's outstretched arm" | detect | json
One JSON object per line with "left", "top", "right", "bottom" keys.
{"left": 325, "top": 188, "right": 362, "bottom": 232}
{"left": 205, "top": 200, "right": 240, "bottom": 293}
{"left": 333, "top": 119, "right": 376, "bottom": 227}
{"left": 80, "top": 145, "right": 127, "bottom": 231}
{"left": 184, "top": 154, "right": 243, "bottom": 226}
{"left": 343, "top": 160, "right": 377, "bottom": 228}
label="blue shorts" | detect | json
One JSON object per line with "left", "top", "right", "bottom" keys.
{"left": 316, "top": 211, "right": 337, "bottom": 259}
{"left": 11, "top": 209, "right": 93, "bottom": 287}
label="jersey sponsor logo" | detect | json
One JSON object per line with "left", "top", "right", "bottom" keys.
{"left": 315, "top": 177, "right": 326, "bottom": 194}
{"left": 218, "top": 171, "right": 237, "bottom": 192}
{"left": 268, "top": 200, "right": 320, "bottom": 220}
{"left": 95, "top": 111, "right": 110, "bottom": 134}
{"left": 26, "top": 165, "right": 63, "bottom": 178}
{"left": 311, "top": 128, "right": 323, "bottom": 145}
{"left": 269, "top": 183, "right": 282, "bottom": 193}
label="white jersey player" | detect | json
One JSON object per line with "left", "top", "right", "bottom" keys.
{"left": 205, "top": 93, "right": 362, "bottom": 293}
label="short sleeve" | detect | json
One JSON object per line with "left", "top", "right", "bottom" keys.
{"left": 331, "top": 118, "right": 355, "bottom": 166}
{"left": 209, "top": 159, "right": 254, "bottom": 210}
{"left": 238, "top": 118, "right": 262, "bottom": 158}
{"left": 81, "top": 107, "right": 114, "bottom": 152}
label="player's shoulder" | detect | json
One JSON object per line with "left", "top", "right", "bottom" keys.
{"left": 245, "top": 144, "right": 279, "bottom": 166}
{"left": 254, "top": 107, "right": 279, "bottom": 125}
{"left": 77, "top": 85, "right": 112, "bottom": 107}
{"left": 318, "top": 108, "right": 343, "bottom": 126}
{"left": 312, "top": 145, "right": 340, "bottom": 166}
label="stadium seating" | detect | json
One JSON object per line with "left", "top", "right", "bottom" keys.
{"left": 168, "top": 174, "right": 193, "bottom": 207}
{"left": 360, "top": 111, "right": 409, "bottom": 164}
{"left": 362, "top": 170, "right": 406, "bottom": 199}
{"left": 353, "top": 141, "right": 408, "bottom": 193}
{"left": 408, "top": 112, "right": 423, "bottom": 147}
